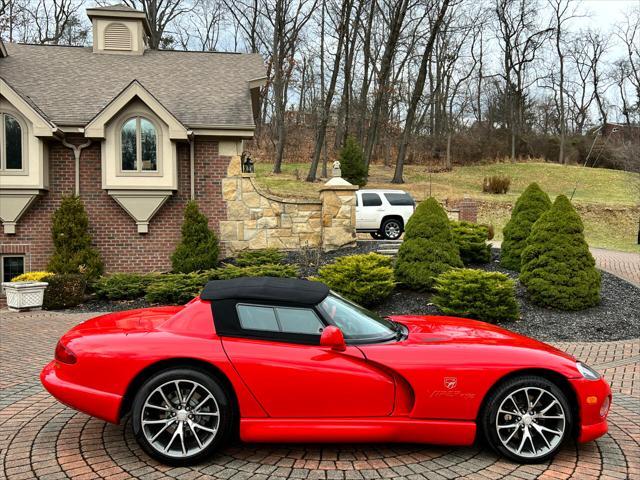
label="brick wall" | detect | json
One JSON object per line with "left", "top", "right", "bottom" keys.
{"left": 0, "top": 137, "right": 229, "bottom": 273}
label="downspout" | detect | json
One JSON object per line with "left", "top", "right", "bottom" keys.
{"left": 189, "top": 133, "right": 195, "bottom": 200}
{"left": 61, "top": 137, "right": 91, "bottom": 196}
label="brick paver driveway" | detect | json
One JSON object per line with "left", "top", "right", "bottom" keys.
{"left": 590, "top": 249, "right": 640, "bottom": 287}
{"left": 1, "top": 311, "right": 638, "bottom": 480}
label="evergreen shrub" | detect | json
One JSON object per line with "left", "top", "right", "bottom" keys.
{"left": 520, "top": 195, "right": 600, "bottom": 310}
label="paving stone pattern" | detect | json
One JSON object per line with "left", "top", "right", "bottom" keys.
{"left": 1, "top": 311, "right": 638, "bottom": 480}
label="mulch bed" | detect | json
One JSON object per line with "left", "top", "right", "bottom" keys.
{"left": 68, "top": 241, "right": 639, "bottom": 342}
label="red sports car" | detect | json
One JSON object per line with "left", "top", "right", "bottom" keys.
{"left": 41, "top": 277, "right": 611, "bottom": 466}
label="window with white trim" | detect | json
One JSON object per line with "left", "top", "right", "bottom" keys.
{"left": 121, "top": 116, "right": 157, "bottom": 172}
{"left": 0, "top": 112, "right": 24, "bottom": 170}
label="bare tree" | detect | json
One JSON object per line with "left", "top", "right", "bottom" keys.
{"left": 495, "top": 0, "right": 552, "bottom": 161}
{"left": 267, "top": 0, "right": 317, "bottom": 173}
{"left": 223, "top": 0, "right": 267, "bottom": 53}
{"left": 586, "top": 30, "right": 609, "bottom": 125}
{"left": 174, "top": 0, "right": 224, "bottom": 51}
{"left": 110, "top": 0, "right": 194, "bottom": 49}
{"left": 566, "top": 31, "right": 597, "bottom": 134}
{"left": 363, "top": 0, "right": 411, "bottom": 169}
{"left": 615, "top": 7, "right": 640, "bottom": 118}
{"left": 392, "top": 0, "right": 451, "bottom": 183}
{"left": 547, "top": 0, "right": 578, "bottom": 165}
{"left": 30, "top": 0, "right": 85, "bottom": 44}
{"left": 307, "top": 0, "right": 355, "bottom": 182}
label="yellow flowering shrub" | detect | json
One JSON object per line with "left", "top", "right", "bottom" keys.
{"left": 11, "top": 271, "right": 54, "bottom": 282}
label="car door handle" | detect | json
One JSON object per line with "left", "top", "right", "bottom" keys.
{"left": 376, "top": 208, "right": 385, "bottom": 211}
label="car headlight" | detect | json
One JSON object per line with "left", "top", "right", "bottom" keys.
{"left": 577, "top": 362, "right": 601, "bottom": 380}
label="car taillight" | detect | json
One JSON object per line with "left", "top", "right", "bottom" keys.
{"left": 600, "top": 396, "right": 611, "bottom": 417}
{"left": 55, "top": 341, "right": 77, "bottom": 364}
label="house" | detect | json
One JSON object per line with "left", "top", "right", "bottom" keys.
{"left": 0, "top": 4, "right": 266, "bottom": 280}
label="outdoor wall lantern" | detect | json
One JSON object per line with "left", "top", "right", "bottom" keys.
{"left": 241, "top": 152, "right": 255, "bottom": 173}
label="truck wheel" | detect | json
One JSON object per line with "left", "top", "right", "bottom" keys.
{"left": 382, "top": 218, "right": 403, "bottom": 240}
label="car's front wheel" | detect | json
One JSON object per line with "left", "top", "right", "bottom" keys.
{"left": 382, "top": 218, "right": 403, "bottom": 240}
{"left": 482, "top": 376, "right": 572, "bottom": 463}
{"left": 132, "top": 368, "right": 233, "bottom": 465}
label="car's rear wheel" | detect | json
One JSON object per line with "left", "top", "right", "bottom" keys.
{"left": 132, "top": 368, "right": 233, "bottom": 465}
{"left": 382, "top": 218, "right": 403, "bottom": 240}
{"left": 482, "top": 376, "right": 572, "bottom": 463}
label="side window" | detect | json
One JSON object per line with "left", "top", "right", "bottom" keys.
{"left": 384, "top": 193, "right": 415, "bottom": 206}
{"left": 276, "top": 307, "right": 324, "bottom": 335}
{"left": 362, "top": 193, "right": 382, "bottom": 207}
{"left": 235, "top": 304, "right": 325, "bottom": 338}
{"left": 237, "top": 305, "right": 279, "bottom": 332}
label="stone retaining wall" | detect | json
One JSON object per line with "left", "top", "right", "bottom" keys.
{"left": 219, "top": 157, "right": 357, "bottom": 253}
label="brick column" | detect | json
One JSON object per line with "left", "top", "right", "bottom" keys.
{"left": 459, "top": 196, "right": 478, "bottom": 223}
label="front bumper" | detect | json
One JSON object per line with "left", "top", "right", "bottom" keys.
{"left": 570, "top": 376, "right": 611, "bottom": 443}
{"left": 40, "top": 361, "right": 122, "bottom": 424}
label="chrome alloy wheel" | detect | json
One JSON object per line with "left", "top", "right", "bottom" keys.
{"left": 495, "top": 387, "right": 566, "bottom": 459}
{"left": 383, "top": 220, "right": 401, "bottom": 239}
{"left": 141, "top": 379, "right": 220, "bottom": 458}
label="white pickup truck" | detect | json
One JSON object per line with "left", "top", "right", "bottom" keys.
{"left": 355, "top": 189, "right": 416, "bottom": 240}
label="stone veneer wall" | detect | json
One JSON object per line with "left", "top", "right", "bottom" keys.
{"left": 220, "top": 157, "right": 357, "bottom": 253}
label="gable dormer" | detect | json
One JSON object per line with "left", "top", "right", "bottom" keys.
{"left": 87, "top": 4, "right": 151, "bottom": 55}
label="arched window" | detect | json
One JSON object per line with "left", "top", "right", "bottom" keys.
{"left": 1, "top": 113, "right": 23, "bottom": 171}
{"left": 121, "top": 116, "right": 157, "bottom": 172}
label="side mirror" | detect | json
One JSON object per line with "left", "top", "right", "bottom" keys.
{"left": 320, "top": 326, "right": 346, "bottom": 352}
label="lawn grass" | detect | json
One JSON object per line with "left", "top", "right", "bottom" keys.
{"left": 254, "top": 161, "right": 640, "bottom": 252}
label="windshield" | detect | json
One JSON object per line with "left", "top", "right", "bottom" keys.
{"left": 317, "top": 292, "right": 397, "bottom": 343}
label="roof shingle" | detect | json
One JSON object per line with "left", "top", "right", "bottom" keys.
{"left": 0, "top": 43, "right": 265, "bottom": 128}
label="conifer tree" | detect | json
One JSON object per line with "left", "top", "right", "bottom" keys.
{"left": 338, "top": 136, "right": 367, "bottom": 186}
{"left": 501, "top": 183, "right": 552, "bottom": 271}
{"left": 47, "top": 196, "right": 103, "bottom": 281}
{"left": 394, "top": 197, "right": 462, "bottom": 290}
{"left": 171, "top": 201, "right": 219, "bottom": 273}
{"left": 520, "top": 195, "right": 600, "bottom": 310}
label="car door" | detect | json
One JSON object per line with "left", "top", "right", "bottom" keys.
{"left": 356, "top": 192, "right": 385, "bottom": 229}
{"left": 221, "top": 303, "right": 395, "bottom": 418}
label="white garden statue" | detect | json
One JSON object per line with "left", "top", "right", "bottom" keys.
{"left": 332, "top": 160, "right": 342, "bottom": 178}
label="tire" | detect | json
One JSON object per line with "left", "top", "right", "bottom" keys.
{"left": 132, "top": 368, "right": 234, "bottom": 466}
{"left": 370, "top": 231, "right": 384, "bottom": 239}
{"left": 381, "top": 218, "right": 403, "bottom": 240}
{"left": 481, "top": 376, "right": 572, "bottom": 463}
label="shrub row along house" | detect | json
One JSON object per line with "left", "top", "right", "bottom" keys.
{"left": 0, "top": 4, "right": 266, "bottom": 281}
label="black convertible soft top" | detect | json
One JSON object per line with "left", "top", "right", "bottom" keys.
{"left": 200, "top": 277, "right": 330, "bottom": 305}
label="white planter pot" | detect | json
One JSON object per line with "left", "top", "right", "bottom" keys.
{"left": 2, "top": 282, "right": 49, "bottom": 311}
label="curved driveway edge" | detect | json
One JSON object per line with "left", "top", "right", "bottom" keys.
{"left": 590, "top": 248, "right": 640, "bottom": 287}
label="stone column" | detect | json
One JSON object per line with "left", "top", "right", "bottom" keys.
{"left": 319, "top": 169, "right": 359, "bottom": 252}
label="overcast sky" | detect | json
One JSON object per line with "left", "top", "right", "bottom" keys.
{"left": 568, "top": 0, "right": 637, "bottom": 39}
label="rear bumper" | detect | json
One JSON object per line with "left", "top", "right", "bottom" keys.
{"left": 569, "top": 377, "right": 611, "bottom": 443}
{"left": 40, "top": 361, "right": 122, "bottom": 424}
